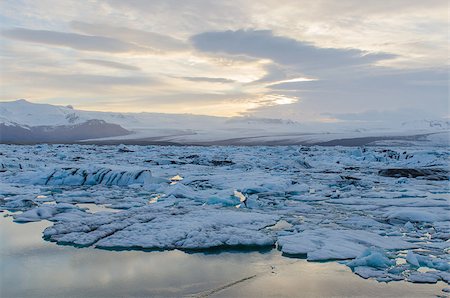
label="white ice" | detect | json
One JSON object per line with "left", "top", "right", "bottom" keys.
{"left": 0, "top": 144, "right": 448, "bottom": 285}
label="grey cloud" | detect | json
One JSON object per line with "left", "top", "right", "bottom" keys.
{"left": 59, "top": 74, "right": 155, "bottom": 86}
{"left": 190, "top": 29, "right": 447, "bottom": 121}
{"left": 103, "top": 0, "right": 247, "bottom": 32}
{"left": 249, "top": 68, "right": 448, "bottom": 121}
{"left": 2, "top": 28, "right": 147, "bottom": 53}
{"left": 5, "top": 71, "right": 156, "bottom": 92}
{"left": 71, "top": 21, "right": 189, "bottom": 52}
{"left": 191, "top": 29, "right": 395, "bottom": 72}
{"left": 179, "top": 76, "right": 235, "bottom": 83}
{"left": 44, "top": 74, "right": 154, "bottom": 87}
{"left": 248, "top": 63, "right": 310, "bottom": 86}
{"left": 121, "top": 92, "right": 255, "bottom": 106}
{"left": 80, "top": 59, "right": 141, "bottom": 71}
{"left": 250, "top": 64, "right": 289, "bottom": 84}
{"left": 269, "top": 68, "right": 448, "bottom": 92}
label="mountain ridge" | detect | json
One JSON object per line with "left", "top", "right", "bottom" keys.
{"left": 1, "top": 99, "right": 448, "bottom": 145}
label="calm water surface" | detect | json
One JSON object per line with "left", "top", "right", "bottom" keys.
{"left": 0, "top": 214, "right": 446, "bottom": 297}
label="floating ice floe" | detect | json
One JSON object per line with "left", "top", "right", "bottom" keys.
{"left": 277, "top": 228, "right": 414, "bottom": 261}
{"left": 34, "top": 167, "right": 168, "bottom": 186}
{"left": 13, "top": 203, "right": 85, "bottom": 222}
{"left": 43, "top": 205, "right": 279, "bottom": 249}
{"left": 385, "top": 208, "right": 450, "bottom": 223}
{"left": 347, "top": 248, "right": 395, "bottom": 269}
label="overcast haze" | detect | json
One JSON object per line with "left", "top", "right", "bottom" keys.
{"left": 0, "top": 0, "right": 448, "bottom": 123}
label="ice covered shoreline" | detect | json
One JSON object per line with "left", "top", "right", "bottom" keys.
{"left": 1, "top": 144, "right": 449, "bottom": 286}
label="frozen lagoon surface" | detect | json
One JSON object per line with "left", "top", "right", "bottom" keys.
{"left": 1, "top": 144, "right": 449, "bottom": 297}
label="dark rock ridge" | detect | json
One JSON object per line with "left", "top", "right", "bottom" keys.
{"left": 0, "top": 119, "right": 131, "bottom": 143}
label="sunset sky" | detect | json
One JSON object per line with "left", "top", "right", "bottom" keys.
{"left": 0, "top": 0, "right": 448, "bottom": 122}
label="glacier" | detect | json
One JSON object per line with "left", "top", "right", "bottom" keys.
{"left": 1, "top": 99, "right": 449, "bottom": 146}
{"left": 0, "top": 144, "right": 449, "bottom": 285}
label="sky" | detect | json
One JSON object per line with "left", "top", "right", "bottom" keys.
{"left": 0, "top": 0, "right": 448, "bottom": 123}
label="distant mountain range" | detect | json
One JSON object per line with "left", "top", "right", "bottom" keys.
{"left": 0, "top": 99, "right": 448, "bottom": 145}
{"left": 1, "top": 119, "right": 130, "bottom": 143}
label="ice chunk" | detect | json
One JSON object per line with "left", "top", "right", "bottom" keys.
{"left": 44, "top": 206, "right": 279, "bottom": 250}
{"left": 347, "top": 248, "right": 395, "bottom": 269}
{"left": 415, "top": 254, "right": 450, "bottom": 271}
{"left": 404, "top": 221, "right": 415, "bottom": 231}
{"left": 278, "top": 228, "right": 414, "bottom": 261}
{"left": 338, "top": 216, "right": 390, "bottom": 230}
{"left": 286, "top": 183, "right": 309, "bottom": 195}
{"left": 170, "top": 175, "right": 183, "bottom": 182}
{"left": 234, "top": 190, "right": 248, "bottom": 207}
{"left": 207, "top": 196, "right": 240, "bottom": 207}
{"left": 164, "top": 183, "right": 199, "bottom": 199}
{"left": 36, "top": 167, "right": 167, "bottom": 187}
{"left": 13, "top": 203, "right": 82, "bottom": 222}
{"left": 13, "top": 206, "right": 57, "bottom": 222}
{"left": 386, "top": 209, "right": 448, "bottom": 223}
{"left": 267, "top": 220, "right": 293, "bottom": 231}
{"left": 437, "top": 271, "right": 450, "bottom": 283}
{"left": 407, "top": 272, "right": 440, "bottom": 283}
{"left": 406, "top": 251, "right": 420, "bottom": 267}
{"left": 353, "top": 266, "right": 386, "bottom": 279}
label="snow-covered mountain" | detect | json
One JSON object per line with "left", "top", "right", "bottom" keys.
{"left": 0, "top": 100, "right": 135, "bottom": 142}
{"left": 0, "top": 99, "right": 302, "bottom": 130}
{"left": 0, "top": 99, "right": 308, "bottom": 143}
{"left": 0, "top": 120, "right": 131, "bottom": 143}
{"left": 0, "top": 99, "right": 448, "bottom": 145}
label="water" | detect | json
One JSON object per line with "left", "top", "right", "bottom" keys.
{"left": 0, "top": 215, "right": 446, "bottom": 297}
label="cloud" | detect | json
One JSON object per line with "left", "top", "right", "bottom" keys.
{"left": 248, "top": 64, "right": 290, "bottom": 84}
{"left": 0, "top": 1, "right": 447, "bottom": 121}
{"left": 1, "top": 28, "right": 148, "bottom": 53}
{"left": 247, "top": 68, "right": 449, "bottom": 121}
{"left": 190, "top": 29, "right": 447, "bottom": 123}
{"left": 192, "top": 30, "right": 447, "bottom": 121}
{"left": 80, "top": 59, "right": 141, "bottom": 71}
{"left": 191, "top": 29, "right": 395, "bottom": 72}
{"left": 4, "top": 71, "right": 156, "bottom": 91}
{"left": 103, "top": 0, "right": 248, "bottom": 34}
{"left": 71, "top": 21, "right": 189, "bottom": 53}
{"left": 269, "top": 67, "right": 448, "bottom": 92}
{"left": 178, "top": 76, "right": 235, "bottom": 83}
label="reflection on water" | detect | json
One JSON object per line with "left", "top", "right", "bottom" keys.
{"left": 0, "top": 216, "right": 445, "bottom": 298}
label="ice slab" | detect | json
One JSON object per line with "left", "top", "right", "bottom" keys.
{"left": 278, "top": 228, "right": 414, "bottom": 261}
{"left": 34, "top": 167, "right": 168, "bottom": 186}
{"left": 43, "top": 205, "right": 279, "bottom": 250}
